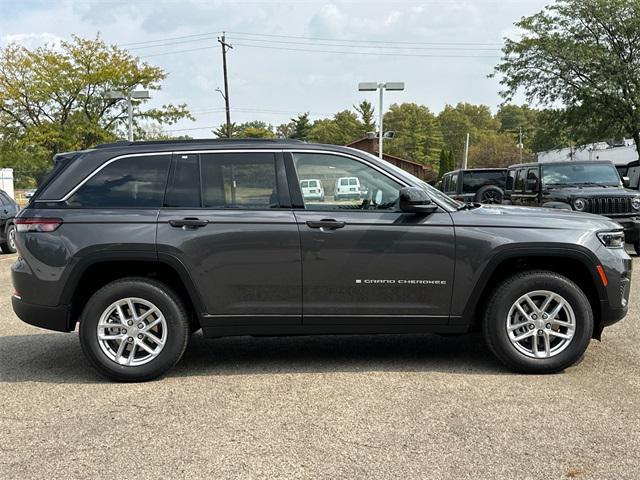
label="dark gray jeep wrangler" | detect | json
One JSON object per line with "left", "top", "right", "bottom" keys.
{"left": 11, "top": 140, "right": 632, "bottom": 381}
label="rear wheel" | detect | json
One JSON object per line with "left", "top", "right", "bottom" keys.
{"left": 1, "top": 222, "right": 16, "bottom": 254}
{"left": 475, "top": 185, "right": 503, "bottom": 204}
{"left": 79, "top": 278, "right": 190, "bottom": 382}
{"left": 483, "top": 270, "right": 593, "bottom": 374}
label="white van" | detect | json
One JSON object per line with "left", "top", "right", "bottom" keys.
{"left": 300, "top": 178, "right": 325, "bottom": 201}
{"left": 335, "top": 177, "right": 363, "bottom": 200}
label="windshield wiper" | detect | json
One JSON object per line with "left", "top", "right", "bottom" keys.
{"left": 575, "top": 182, "right": 614, "bottom": 187}
{"left": 457, "top": 202, "right": 481, "bottom": 211}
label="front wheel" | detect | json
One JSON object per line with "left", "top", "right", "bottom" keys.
{"left": 483, "top": 270, "right": 593, "bottom": 374}
{"left": 79, "top": 278, "right": 190, "bottom": 382}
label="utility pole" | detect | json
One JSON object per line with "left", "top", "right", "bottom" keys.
{"left": 518, "top": 126, "right": 524, "bottom": 162}
{"left": 106, "top": 89, "right": 150, "bottom": 142}
{"left": 358, "top": 82, "right": 405, "bottom": 159}
{"left": 462, "top": 132, "right": 470, "bottom": 169}
{"left": 218, "top": 32, "right": 233, "bottom": 138}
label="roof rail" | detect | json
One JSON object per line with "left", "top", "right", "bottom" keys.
{"left": 94, "top": 138, "right": 305, "bottom": 149}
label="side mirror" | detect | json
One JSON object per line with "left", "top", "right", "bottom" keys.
{"left": 622, "top": 176, "right": 630, "bottom": 188}
{"left": 399, "top": 187, "right": 438, "bottom": 214}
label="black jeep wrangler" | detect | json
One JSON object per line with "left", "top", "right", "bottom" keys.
{"left": 504, "top": 160, "right": 640, "bottom": 254}
{"left": 438, "top": 168, "right": 507, "bottom": 204}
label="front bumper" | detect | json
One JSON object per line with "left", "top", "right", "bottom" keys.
{"left": 612, "top": 216, "right": 640, "bottom": 244}
{"left": 11, "top": 295, "right": 73, "bottom": 332}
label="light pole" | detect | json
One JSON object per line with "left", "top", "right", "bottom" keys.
{"left": 358, "top": 82, "right": 404, "bottom": 159}
{"left": 106, "top": 90, "right": 151, "bottom": 141}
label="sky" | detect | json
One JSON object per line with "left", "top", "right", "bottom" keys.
{"left": 0, "top": 0, "right": 550, "bottom": 138}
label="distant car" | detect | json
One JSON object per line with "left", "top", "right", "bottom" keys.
{"left": 0, "top": 189, "right": 19, "bottom": 254}
{"left": 23, "top": 189, "right": 37, "bottom": 199}
{"left": 335, "top": 176, "right": 363, "bottom": 200}
{"left": 300, "top": 178, "right": 325, "bottom": 201}
{"left": 438, "top": 168, "right": 507, "bottom": 204}
{"left": 504, "top": 160, "right": 640, "bottom": 254}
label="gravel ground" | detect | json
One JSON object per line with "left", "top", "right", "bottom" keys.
{"left": 0, "top": 253, "right": 639, "bottom": 480}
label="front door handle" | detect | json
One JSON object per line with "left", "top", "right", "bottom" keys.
{"left": 306, "top": 219, "right": 346, "bottom": 230}
{"left": 168, "top": 218, "right": 209, "bottom": 229}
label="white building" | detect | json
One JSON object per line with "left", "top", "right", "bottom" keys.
{"left": 537, "top": 139, "right": 639, "bottom": 166}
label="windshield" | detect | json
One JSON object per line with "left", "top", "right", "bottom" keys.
{"left": 360, "top": 151, "right": 463, "bottom": 210}
{"left": 542, "top": 163, "right": 621, "bottom": 186}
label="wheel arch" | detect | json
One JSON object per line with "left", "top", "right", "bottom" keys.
{"left": 64, "top": 253, "right": 205, "bottom": 328}
{"left": 462, "top": 246, "right": 607, "bottom": 339}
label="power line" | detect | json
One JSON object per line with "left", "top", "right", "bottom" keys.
{"left": 228, "top": 36, "right": 502, "bottom": 51}
{"left": 231, "top": 42, "right": 499, "bottom": 58}
{"left": 226, "top": 30, "right": 503, "bottom": 46}
{"left": 120, "top": 31, "right": 221, "bottom": 47}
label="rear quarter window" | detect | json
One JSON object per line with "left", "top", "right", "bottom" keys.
{"left": 67, "top": 154, "right": 171, "bottom": 208}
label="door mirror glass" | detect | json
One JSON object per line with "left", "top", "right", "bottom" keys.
{"left": 622, "top": 176, "right": 630, "bottom": 188}
{"left": 399, "top": 187, "right": 438, "bottom": 214}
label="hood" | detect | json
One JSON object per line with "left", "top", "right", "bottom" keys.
{"left": 545, "top": 186, "right": 639, "bottom": 198}
{"left": 455, "top": 204, "right": 623, "bottom": 231}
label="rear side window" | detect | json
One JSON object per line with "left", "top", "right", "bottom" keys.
{"left": 526, "top": 168, "right": 539, "bottom": 192}
{"left": 200, "top": 153, "right": 278, "bottom": 209}
{"left": 506, "top": 170, "right": 516, "bottom": 191}
{"left": 164, "top": 154, "right": 200, "bottom": 208}
{"left": 450, "top": 172, "right": 458, "bottom": 193}
{"left": 68, "top": 155, "right": 170, "bottom": 208}
{"left": 462, "top": 171, "right": 506, "bottom": 193}
{"left": 514, "top": 169, "right": 526, "bottom": 192}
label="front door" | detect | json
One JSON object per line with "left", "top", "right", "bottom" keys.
{"left": 288, "top": 151, "right": 455, "bottom": 326}
{"left": 156, "top": 151, "right": 301, "bottom": 328}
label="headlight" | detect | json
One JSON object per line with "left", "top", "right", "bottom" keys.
{"left": 632, "top": 197, "right": 640, "bottom": 211}
{"left": 597, "top": 230, "right": 625, "bottom": 249}
{"left": 573, "top": 198, "right": 587, "bottom": 211}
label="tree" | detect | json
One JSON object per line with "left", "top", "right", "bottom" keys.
{"left": 383, "top": 103, "right": 443, "bottom": 166}
{"left": 0, "top": 35, "right": 192, "bottom": 184}
{"left": 213, "top": 121, "right": 275, "bottom": 139}
{"left": 468, "top": 132, "right": 530, "bottom": 168}
{"left": 437, "top": 149, "right": 448, "bottom": 179}
{"left": 308, "top": 110, "right": 362, "bottom": 145}
{"left": 354, "top": 100, "right": 376, "bottom": 134}
{"left": 438, "top": 103, "right": 500, "bottom": 165}
{"left": 493, "top": 0, "right": 640, "bottom": 159}
{"left": 290, "top": 113, "right": 312, "bottom": 140}
{"left": 496, "top": 104, "right": 539, "bottom": 150}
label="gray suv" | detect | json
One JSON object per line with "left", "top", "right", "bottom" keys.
{"left": 11, "top": 140, "right": 632, "bottom": 381}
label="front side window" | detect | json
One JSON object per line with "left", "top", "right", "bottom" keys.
{"left": 514, "top": 169, "right": 526, "bottom": 192}
{"left": 526, "top": 168, "right": 539, "bottom": 192}
{"left": 68, "top": 154, "right": 170, "bottom": 208}
{"left": 450, "top": 173, "right": 458, "bottom": 193}
{"left": 292, "top": 153, "right": 402, "bottom": 210}
{"left": 201, "top": 153, "right": 279, "bottom": 209}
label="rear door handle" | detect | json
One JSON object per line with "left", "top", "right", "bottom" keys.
{"left": 306, "top": 219, "right": 345, "bottom": 230}
{"left": 168, "top": 218, "right": 209, "bottom": 229}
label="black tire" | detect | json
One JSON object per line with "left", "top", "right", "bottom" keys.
{"left": 475, "top": 185, "right": 504, "bottom": 204}
{"left": 79, "top": 277, "right": 190, "bottom": 382}
{"left": 483, "top": 270, "right": 593, "bottom": 374}
{"left": 0, "top": 222, "right": 16, "bottom": 254}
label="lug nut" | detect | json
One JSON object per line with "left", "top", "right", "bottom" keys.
{"left": 127, "top": 320, "right": 133, "bottom": 326}
{"left": 529, "top": 324, "right": 535, "bottom": 330}
{"left": 542, "top": 314, "right": 548, "bottom": 319}
{"left": 121, "top": 328, "right": 127, "bottom": 335}
{"left": 127, "top": 337, "right": 133, "bottom": 343}
{"left": 137, "top": 334, "right": 143, "bottom": 339}
{"left": 546, "top": 323, "right": 551, "bottom": 329}
{"left": 531, "top": 314, "right": 537, "bottom": 320}
{"left": 137, "top": 323, "right": 144, "bottom": 329}
{"left": 538, "top": 330, "right": 544, "bottom": 336}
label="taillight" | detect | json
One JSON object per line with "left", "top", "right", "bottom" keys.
{"left": 15, "top": 217, "right": 63, "bottom": 233}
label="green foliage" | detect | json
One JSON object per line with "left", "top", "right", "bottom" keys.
{"left": 494, "top": 0, "right": 640, "bottom": 157}
{"left": 0, "top": 35, "right": 192, "bottom": 184}
{"left": 438, "top": 103, "right": 500, "bottom": 165}
{"left": 354, "top": 100, "right": 376, "bottom": 133}
{"left": 290, "top": 113, "right": 312, "bottom": 140}
{"left": 213, "top": 121, "right": 275, "bottom": 139}
{"left": 308, "top": 110, "right": 362, "bottom": 145}
{"left": 468, "top": 132, "right": 530, "bottom": 168}
{"left": 437, "top": 150, "right": 447, "bottom": 179}
{"left": 383, "top": 103, "right": 443, "bottom": 167}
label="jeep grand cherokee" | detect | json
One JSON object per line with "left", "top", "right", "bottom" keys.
{"left": 11, "top": 140, "right": 632, "bottom": 381}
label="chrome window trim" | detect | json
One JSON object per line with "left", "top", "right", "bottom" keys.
{"left": 37, "top": 147, "right": 451, "bottom": 211}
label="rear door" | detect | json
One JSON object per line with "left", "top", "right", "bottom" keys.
{"left": 288, "top": 151, "right": 455, "bottom": 326}
{"left": 156, "top": 150, "right": 301, "bottom": 329}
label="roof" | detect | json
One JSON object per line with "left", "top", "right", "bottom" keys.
{"left": 345, "top": 137, "right": 433, "bottom": 170}
{"left": 94, "top": 138, "right": 305, "bottom": 149}
{"left": 444, "top": 168, "right": 508, "bottom": 174}
{"left": 509, "top": 160, "right": 615, "bottom": 169}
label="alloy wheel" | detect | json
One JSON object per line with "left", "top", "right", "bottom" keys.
{"left": 506, "top": 290, "right": 576, "bottom": 359}
{"left": 96, "top": 297, "right": 167, "bottom": 366}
